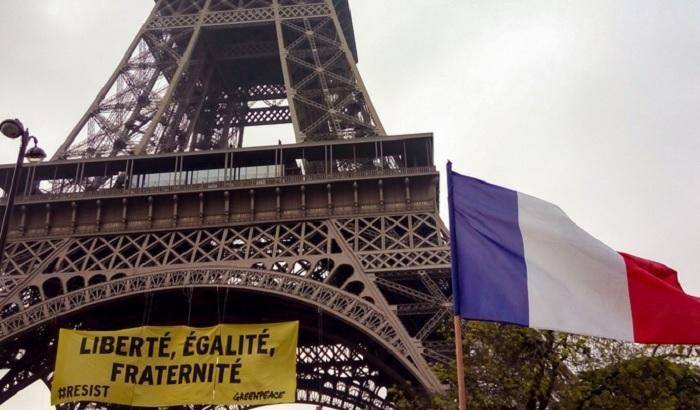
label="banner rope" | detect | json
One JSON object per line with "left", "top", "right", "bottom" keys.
{"left": 186, "top": 286, "right": 194, "bottom": 325}
{"left": 141, "top": 292, "right": 154, "bottom": 326}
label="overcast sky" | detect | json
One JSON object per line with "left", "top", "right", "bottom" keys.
{"left": 1, "top": 0, "right": 699, "bottom": 408}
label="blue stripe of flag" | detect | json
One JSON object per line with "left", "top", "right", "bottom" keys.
{"left": 447, "top": 164, "right": 529, "bottom": 326}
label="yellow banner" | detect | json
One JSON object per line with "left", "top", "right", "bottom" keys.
{"left": 51, "top": 322, "right": 298, "bottom": 407}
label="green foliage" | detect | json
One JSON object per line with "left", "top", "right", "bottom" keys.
{"left": 559, "top": 356, "right": 700, "bottom": 410}
{"left": 461, "top": 322, "right": 568, "bottom": 409}
{"left": 393, "top": 321, "right": 700, "bottom": 410}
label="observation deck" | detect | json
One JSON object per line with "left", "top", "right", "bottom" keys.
{"left": 0, "top": 134, "right": 438, "bottom": 240}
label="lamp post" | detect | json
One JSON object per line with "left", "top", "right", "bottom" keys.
{"left": 0, "top": 119, "right": 46, "bottom": 272}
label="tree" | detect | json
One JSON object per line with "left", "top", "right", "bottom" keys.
{"left": 558, "top": 356, "right": 700, "bottom": 410}
{"left": 393, "top": 321, "right": 699, "bottom": 410}
{"left": 394, "top": 321, "right": 584, "bottom": 409}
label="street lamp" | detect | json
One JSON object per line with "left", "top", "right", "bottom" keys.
{"left": 0, "top": 119, "right": 46, "bottom": 272}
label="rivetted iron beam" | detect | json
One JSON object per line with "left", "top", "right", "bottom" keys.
{"left": 146, "top": 3, "right": 333, "bottom": 31}
{"left": 396, "top": 302, "right": 440, "bottom": 316}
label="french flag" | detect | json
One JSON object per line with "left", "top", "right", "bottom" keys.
{"left": 447, "top": 164, "right": 700, "bottom": 344}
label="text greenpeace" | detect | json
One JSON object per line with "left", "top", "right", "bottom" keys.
{"left": 51, "top": 322, "right": 298, "bottom": 407}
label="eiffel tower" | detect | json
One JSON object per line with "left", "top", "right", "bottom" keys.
{"left": 0, "top": 1, "right": 453, "bottom": 408}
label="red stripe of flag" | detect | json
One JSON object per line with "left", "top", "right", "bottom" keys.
{"left": 622, "top": 253, "right": 700, "bottom": 344}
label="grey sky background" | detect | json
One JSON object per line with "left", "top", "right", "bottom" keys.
{"left": 1, "top": 0, "right": 699, "bottom": 408}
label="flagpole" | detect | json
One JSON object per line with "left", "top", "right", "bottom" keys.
{"left": 446, "top": 161, "right": 467, "bottom": 410}
{"left": 454, "top": 315, "right": 467, "bottom": 410}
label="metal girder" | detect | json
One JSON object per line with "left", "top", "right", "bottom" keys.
{"left": 2, "top": 1, "right": 455, "bottom": 408}
{"left": 415, "top": 309, "right": 450, "bottom": 341}
{"left": 53, "top": 0, "right": 382, "bottom": 160}
{"left": 0, "top": 210, "right": 454, "bottom": 407}
{"left": 396, "top": 302, "right": 441, "bottom": 316}
{"left": 375, "top": 277, "right": 436, "bottom": 304}
{"left": 275, "top": 7, "right": 385, "bottom": 141}
{"left": 146, "top": 3, "right": 332, "bottom": 31}
{"left": 0, "top": 209, "right": 452, "bottom": 408}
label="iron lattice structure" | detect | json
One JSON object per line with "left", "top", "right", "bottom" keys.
{"left": 53, "top": 0, "right": 384, "bottom": 160}
{"left": 0, "top": 1, "right": 453, "bottom": 409}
